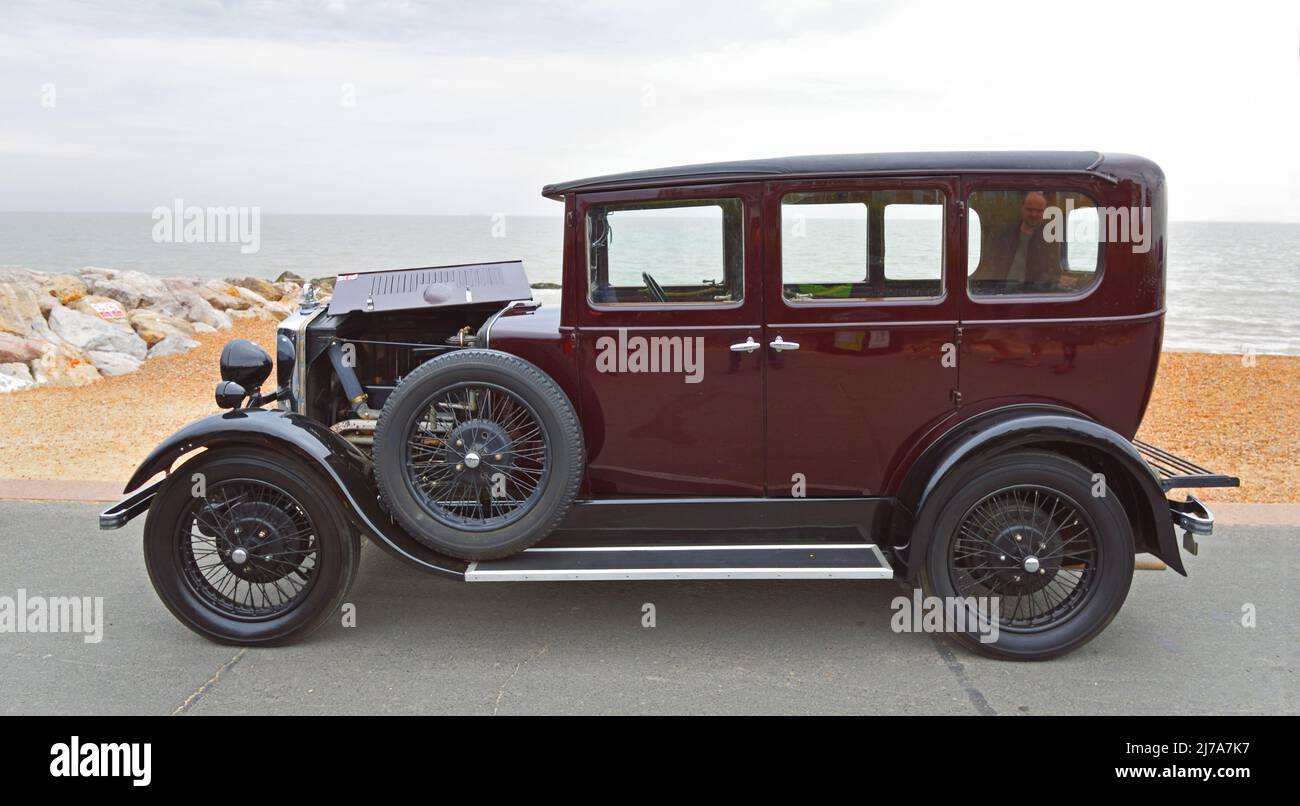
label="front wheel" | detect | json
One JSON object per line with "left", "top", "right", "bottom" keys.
{"left": 918, "top": 450, "right": 1135, "bottom": 661}
{"left": 143, "top": 448, "right": 360, "bottom": 645}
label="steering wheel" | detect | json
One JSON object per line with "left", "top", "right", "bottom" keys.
{"left": 642, "top": 272, "right": 668, "bottom": 303}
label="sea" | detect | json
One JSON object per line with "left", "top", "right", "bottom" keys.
{"left": 1, "top": 213, "right": 1295, "bottom": 355}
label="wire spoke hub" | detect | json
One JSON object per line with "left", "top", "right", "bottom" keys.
{"left": 403, "top": 382, "right": 549, "bottom": 531}
{"left": 951, "top": 485, "right": 1099, "bottom": 632}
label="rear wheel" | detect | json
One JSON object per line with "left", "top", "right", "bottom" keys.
{"left": 143, "top": 448, "right": 359, "bottom": 645}
{"left": 918, "top": 450, "right": 1134, "bottom": 660}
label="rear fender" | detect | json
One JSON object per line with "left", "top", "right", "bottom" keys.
{"left": 891, "top": 405, "right": 1183, "bottom": 578}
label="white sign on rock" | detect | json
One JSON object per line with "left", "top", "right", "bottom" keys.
{"left": 90, "top": 302, "right": 126, "bottom": 320}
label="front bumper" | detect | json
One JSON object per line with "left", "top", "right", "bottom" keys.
{"left": 99, "top": 477, "right": 164, "bottom": 530}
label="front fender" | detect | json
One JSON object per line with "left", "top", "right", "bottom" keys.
{"left": 121, "top": 408, "right": 467, "bottom": 579}
{"left": 123, "top": 408, "right": 358, "bottom": 494}
{"left": 894, "top": 405, "right": 1183, "bottom": 578}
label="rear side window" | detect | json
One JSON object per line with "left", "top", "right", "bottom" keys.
{"left": 967, "top": 190, "right": 1101, "bottom": 297}
{"left": 781, "top": 189, "right": 945, "bottom": 302}
{"left": 586, "top": 198, "right": 744, "bottom": 305}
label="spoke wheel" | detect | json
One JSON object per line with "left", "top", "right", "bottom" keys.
{"left": 950, "top": 485, "right": 1100, "bottom": 633}
{"left": 374, "top": 350, "right": 585, "bottom": 561}
{"left": 919, "top": 450, "right": 1135, "bottom": 661}
{"left": 176, "top": 479, "right": 320, "bottom": 620}
{"left": 145, "top": 449, "right": 359, "bottom": 645}
{"left": 403, "top": 381, "right": 549, "bottom": 531}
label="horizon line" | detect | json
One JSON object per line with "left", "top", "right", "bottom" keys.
{"left": 1, "top": 210, "right": 1298, "bottom": 226}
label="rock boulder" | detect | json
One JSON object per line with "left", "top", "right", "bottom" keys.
{"left": 0, "top": 362, "right": 37, "bottom": 393}
{"left": 127, "top": 309, "right": 197, "bottom": 346}
{"left": 231, "top": 276, "right": 282, "bottom": 301}
{"left": 83, "top": 268, "right": 183, "bottom": 316}
{"left": 199, "top": 280, "right": 255, "bottom": 311}
{"left": 71, "top": 295, "right": 133, "bottom": 328}
{"left": 0, "top": 277, "right": 46, "bottom": 337}
{"left": 148, "top": 334, "right": 201, "bottom": 358}
{"left": 232, "top": 286, "right": 292, "bottom": 320}
{"left": 48, "top": 304, "right": 148, "bottom": 360}
{"left": 42, "top": 274, "right": 89, "bottom": 306}
{"left": 172, "top": 290, "right": 233, "bottom": 330}
{"left": 87, "top": 349, "right": 143, "bottom": 377}
{"left": 30, "top": 343, "right": 101, "bottom": 387}
{"left": 0, "top": 332, "right": 43, "bottom": 363}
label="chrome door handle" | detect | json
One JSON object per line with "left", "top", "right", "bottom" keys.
{"left": 730, "top": 336, "right": 760, "bottom": 353}
{"left": 770, "top": 335, "right": 800, "bottom": 352}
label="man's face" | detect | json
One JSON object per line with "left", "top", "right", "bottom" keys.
{"left": 1020, "top": 193, "right": 1047, "bottom": 229}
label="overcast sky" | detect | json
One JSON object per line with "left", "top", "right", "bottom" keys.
{"left": 1, "top": 0, "right": 1296, "bottom": 220}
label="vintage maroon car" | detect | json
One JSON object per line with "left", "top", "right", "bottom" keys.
{"left": 102, "top": 151, "right": 1237, "bottom": 659}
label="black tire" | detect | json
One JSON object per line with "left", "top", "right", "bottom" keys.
{"left": 143, "top": 448, "right": 360, "bottom": 646}
{"left": 373, "top": 349, "right": 584, "bottom": 560}
{"left": 918, "top": 450, "right": 1134, "bottom": 661}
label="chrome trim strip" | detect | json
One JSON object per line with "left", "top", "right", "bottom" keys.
{"left": 520, "top": 543, "right": 876, "bottom": 552}
{"left": 464, "top": 544, "right": 894, "bottom": 582}
{"left": 481, "top": 299, "right": 538, "bottom": 349}
{"left": 960, "top": 309, "right": 1165, "bottom": 326}
{"left": 466, "top": 568, "right": 894, "bottom": 581}
{"left": 284, "top": 306, "right": 324, "bottom": 414}
{"left": 481, "top": 306, "right": 504, "bottom": 350}
{"left": 771, "top": 320, "right": 957, "bottom": 329}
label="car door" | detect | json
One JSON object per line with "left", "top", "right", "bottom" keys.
{"left": 762, "top": 177, "right": 961, "bottom": 497}
{"left": 574, "top": 183, "right": 766, "bottom": 496}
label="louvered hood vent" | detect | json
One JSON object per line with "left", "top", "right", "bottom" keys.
{"left": 327, "top": 260, "right": 533, "bottom": 315}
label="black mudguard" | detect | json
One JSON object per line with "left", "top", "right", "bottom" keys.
{"left": 112, "top": 408, "right": 468, "bottom": 579}
{"left": 893, "top": 406, "right": 1186, "bottom": 577}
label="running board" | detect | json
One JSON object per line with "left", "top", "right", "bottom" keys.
{"left": 465, "top": 543, "right": 893, "bottom": 582}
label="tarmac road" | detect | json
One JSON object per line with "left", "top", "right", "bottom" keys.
{"left": 0, "top": 501, "right": 1294, "bottom": 715}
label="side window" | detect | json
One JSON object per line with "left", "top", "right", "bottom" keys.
{"left": 967, "top": 189, "right": 1100, "bottom": 297}
{"left": 586, "top": 198, "right": 743, "bottom": 305}
{"left": 781, "top": 202, "right": 867, "bottom": 296}
{"left": 883, "top": 202, "right": 944, "bottom": 295}
{"left": 781, "top": 189, "right": 944, "bottom": 301}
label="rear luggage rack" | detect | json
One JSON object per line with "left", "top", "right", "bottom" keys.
{"left": 1133, "top": 440, "right": 1240, "bottom": 492}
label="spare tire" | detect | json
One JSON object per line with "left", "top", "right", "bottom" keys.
{"left": 373, "top": 349, "right": 584, "bottom": 560}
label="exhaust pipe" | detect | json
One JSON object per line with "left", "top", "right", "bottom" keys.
{"left": 1064, "top": 557, "right": 1167, "bottom": 572}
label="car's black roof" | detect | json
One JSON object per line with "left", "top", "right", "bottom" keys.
{"left": 542, "top": 150, "right": 1105, "bottom": 197}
